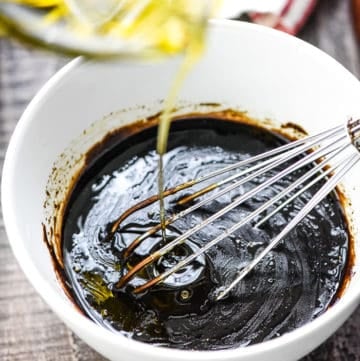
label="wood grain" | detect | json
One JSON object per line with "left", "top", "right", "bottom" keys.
{"left": 0, "top": 0, "right": 360, "bottom": 360}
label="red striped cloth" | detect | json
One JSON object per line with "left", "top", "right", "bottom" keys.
{"left": 249, "top": 0, "right": 317, "bottom": 35}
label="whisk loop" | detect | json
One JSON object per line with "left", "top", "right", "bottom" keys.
{"left": 111, "top": 118, "right": 360, "bottom": 299}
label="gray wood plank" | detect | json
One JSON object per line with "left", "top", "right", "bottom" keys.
{"left": 300, "top": 0, "right": 360, "bottom": 78}
{"left": 0, "top": 40, "right": 91, "bottom": 361}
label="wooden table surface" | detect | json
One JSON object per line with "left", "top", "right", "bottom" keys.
{"left": 1, "top": 1, "right": 360, "bottom": 360}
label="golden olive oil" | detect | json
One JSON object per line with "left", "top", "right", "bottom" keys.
{"left": 3, "top": 0, "right": 214, "bottom": 235}
{"left": 156, "top": 34, "right": 206, "bottom": 236}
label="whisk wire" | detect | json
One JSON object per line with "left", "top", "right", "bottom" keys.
{"left": 116, "top": 130, "right": 348, "bottom": 292}
{"left": 113, "top": 120, "right": 360, "bottom": 298}
{"left": 110, "top": 125, "right": 343, "bottom": 235}
{"left": 179, "top": 124, "right": 343, "bottom": 186}
{"left": 216, "top": 153, "right": 360, "bottom": 300}
{"left": 131, "top": 143, "right": 351, "bottom": 294}
{"left": 118, "top": 128, "right": 345, "bottom": 258}
{"left": 254, "top": 144, "right": 349, "bottom": 227}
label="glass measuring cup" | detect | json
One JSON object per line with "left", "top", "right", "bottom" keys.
{"left": 0, "top": 0, "right": 215, "bottom": 58}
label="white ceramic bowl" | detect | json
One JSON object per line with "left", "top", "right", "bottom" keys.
{"left": 2, "top": 20, "right": 360, "bottom": 361}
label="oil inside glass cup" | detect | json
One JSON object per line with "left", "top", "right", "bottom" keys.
{"left": 0, "top": 0, "right": 211, "bottom": 58}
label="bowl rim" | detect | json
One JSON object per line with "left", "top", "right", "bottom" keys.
{"left": 2, "top": 19, "right": 360, "bottom": 360}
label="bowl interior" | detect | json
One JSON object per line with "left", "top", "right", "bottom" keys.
{"left": 2, "top": 20, "right": 360, "bottom": 361}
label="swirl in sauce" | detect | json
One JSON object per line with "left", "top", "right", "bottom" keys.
{"left": 62, "top": 116, "right": 350, "bottom": 350}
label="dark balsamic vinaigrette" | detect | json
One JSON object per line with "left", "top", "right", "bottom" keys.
{"left": 62, "top": 115, "right": 351, "bottom": 350}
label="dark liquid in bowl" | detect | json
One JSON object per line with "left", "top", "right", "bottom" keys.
{"left": 62, "top": 116, "right": 350, "bottom": 350}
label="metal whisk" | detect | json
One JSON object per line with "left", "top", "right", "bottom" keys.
{"left": 111, "top": 118, "right": 360, "bottom": 301}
